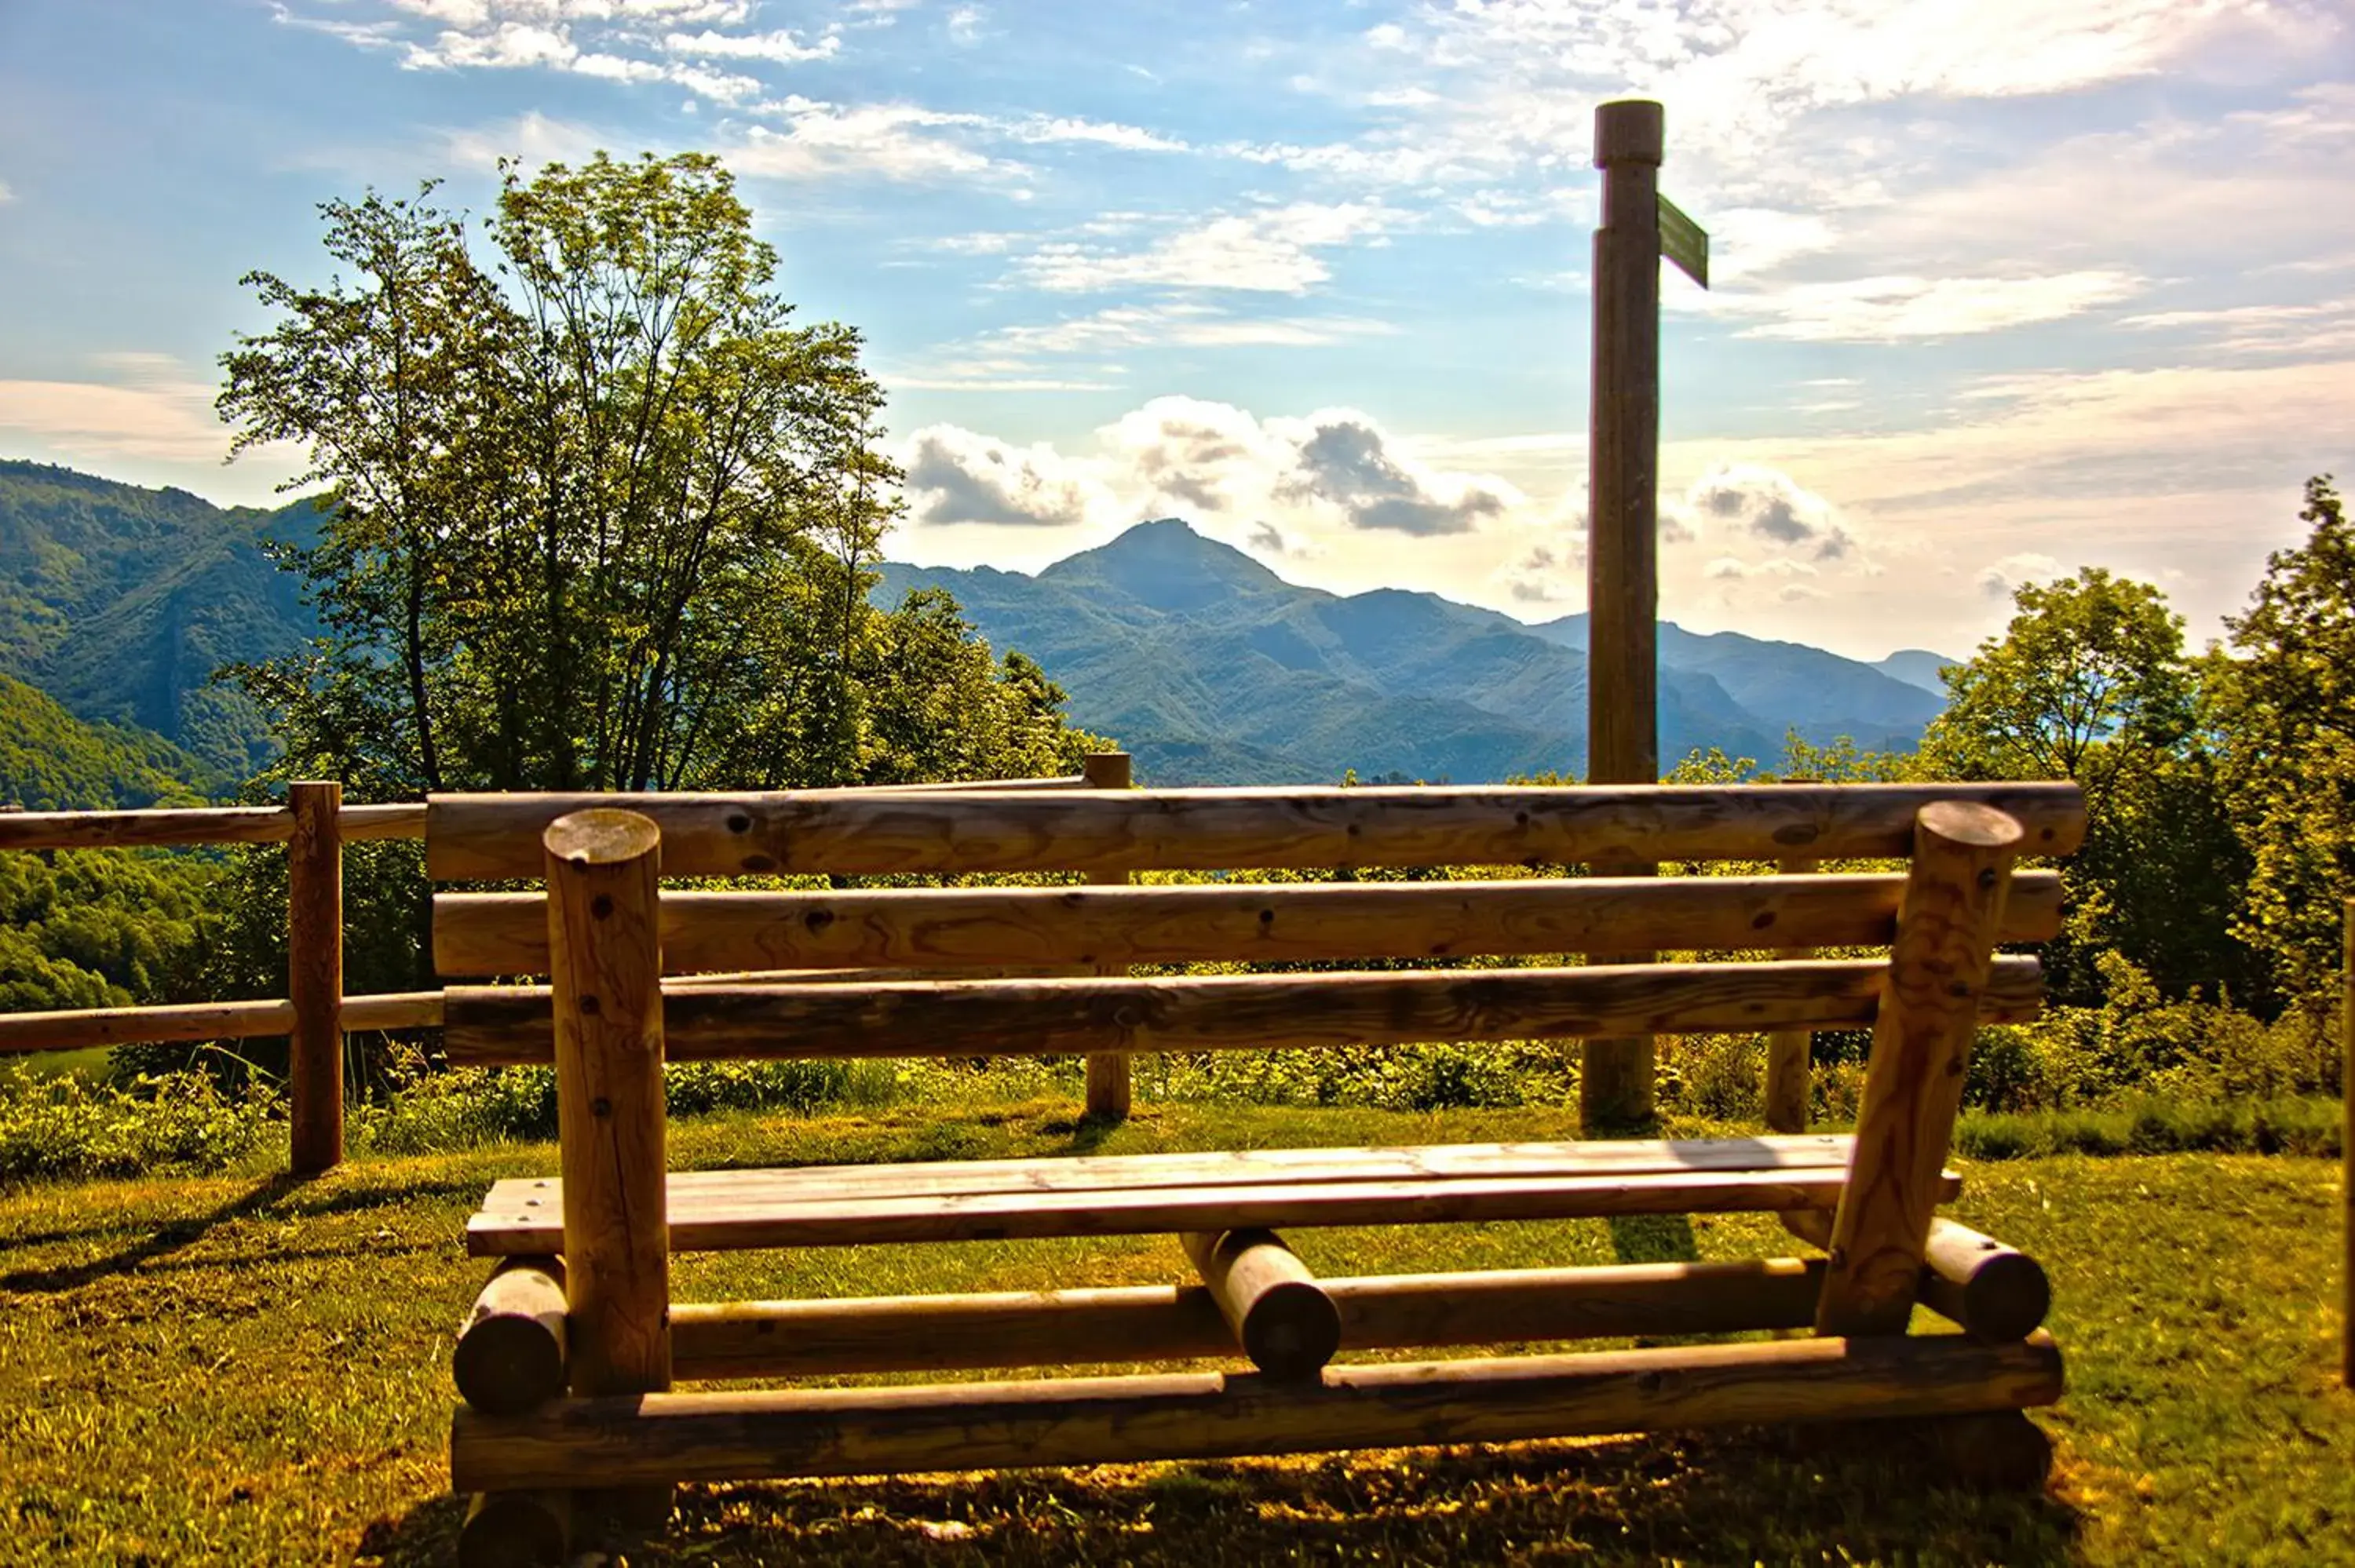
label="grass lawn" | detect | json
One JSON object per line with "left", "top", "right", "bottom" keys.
{"left": 1, "top": 1098, "right": 2348, "bottom": 1566}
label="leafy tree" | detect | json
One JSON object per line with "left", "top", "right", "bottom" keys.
{"left": 214, "top": 153, "right": 1104, "bottom": 1004}
{"left": 1922, "top": 568, "right": 2250, "bottom": 1005}
{"left": 2207, "top": 476, "right": 2355, "bottom": 998}
{"left": 220, "top": 152, "right": 1091, "bottom": 800}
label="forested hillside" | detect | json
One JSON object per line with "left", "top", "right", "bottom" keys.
{"left": 0, "top": 671, "right": 216, "bottom": 809}
{"left": 878, "top": 520, "right": 1943, "bottom": 785}
{"left": 0, "top": 461, "right": 319, "bottom": 779}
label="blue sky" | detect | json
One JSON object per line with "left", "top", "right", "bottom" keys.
{"left": 0, "top": 0, "right": 2348, "bottom": 659}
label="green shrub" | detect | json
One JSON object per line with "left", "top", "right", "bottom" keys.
{"left": 0, "top": 1065, "right": 276, "bottom": 1184}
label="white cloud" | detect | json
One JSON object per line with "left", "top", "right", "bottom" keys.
{"left": 0, "top": 180, "right": 13, "bottom": 205}
{"left": 732, "top": 98, "right": 1009, "bottom": 182}
{"left": 1015, "top": 202, "right": 1400, "bottom": 295}
{"left": 1977, "top": 552, "right": 2064, "bottom": 599}
{"left": 1685, "top": 465, "right": 1855, "bottom": 560}
{"left": 902, "top": 425, "right": 1115, "bottom": 527}
{"left": 662, "top": 27, "right": 838, "bottom": 63}
{"left": 439, "top": 111, "right": 610, "bottom": 172}
{"left": 407, "top": 20, "right": 577, "bottom": 69}
{"left": 1698, "top": 270, "right": 2146, "bottom": 341}
{"left": 1002, "top": 116, "right": 1188, "bottom": 153}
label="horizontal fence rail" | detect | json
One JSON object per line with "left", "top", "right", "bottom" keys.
{"left": 0, "top": 991, "right": 445, "bottom": 1056}
{"left": 442, "top": 954, "right": 2046, "bottom": 1067}
{"left": 435, "top": 869, "right": 2066, "bottom": 978}
{"left": 424, "top": 781, "right": 2090, "bottom": 881}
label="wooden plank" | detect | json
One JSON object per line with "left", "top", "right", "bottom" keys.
{"left": 432, "top": 871, "right": 2068, "bottom": 978}
{"left": 666, "top": 1258, "right": 1833, "bottom": 1379}
{"left": 0, "top": 997, "right": 296, "bottom": 1055}
{"left": 1081, "top": 750, "right": 1135, "bottom": 1119}
{"left": 444, "top": 954, "right": 2046, "bottom": 1068}
{"left": 476, "top": 1132, "right": 1863, "bottom": 1216}
{"left": 1817, "top": 804, "right": 2022, "bottom": 1336}
{"left": 0, "top": 805, "right": 295, "bottom": 850}
{"left": 449, "top": 1330, "right": 2066, "bottom": 1491}
{"left": 287, "top": 781, "right": 342, "bottom": 1175}
{"left": 468, "top": 1165, "right": 1959, "bottom": 1255}
{"left": 1765, "top": 844, "right": 1823, "bottom": 1134}
{"left": 338, "top": 801, "right": 426, "bottom": 840}
{"left": 0, "top": 989, "right": 443, "bottom": 1056}
{"left": 425, "top": 782, "right": 2088, "bottom": 881}
{"left": 542, "top": 811, "right": 672, "bottom": 1400}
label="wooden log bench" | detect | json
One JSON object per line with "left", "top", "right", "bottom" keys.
{"left": 427, "top": 777, "right": 2084, "bottom": 1564}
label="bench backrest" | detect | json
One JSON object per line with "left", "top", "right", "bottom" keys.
{"left": 427, "top": 780, "right": 2084, "bottom": 1068}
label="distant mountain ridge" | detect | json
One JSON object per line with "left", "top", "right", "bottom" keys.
{"left": 878, "top": 519, "right": 1952, "bottom": 786}
{"left": 0, "top": 461, "right": 322, "bottom": 779}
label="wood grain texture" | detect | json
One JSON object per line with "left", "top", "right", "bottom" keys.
{"left": 467, "top": 1166, "right": 1957, "bottom": 1256}
{"left": 287, "top": 781, "right": 343, "bottom": 1175}
{"left": 1816, "top": 803, "right": 2023, "bottom": 1337}
{"left": 1920, "top": 1221, "right": 2051, "bottom": 1342}
{"left": 476, "top": 1132, "right": 1862, "bottom": 1209}
{"left": 1765, "top": 851, "right": 1822, "bottom": 1134}
{"left": 337, "top": 801, "right": 427, "bottom": 840}
{"left": 454, "top": 1258, "right": 569, "bottom": 1416}
{"left": 0, "top": 804, "right": 295, "bottom": 850}
{"left": 449, "top": 1330, "right": 2065, "bottom": 1491}
{"left": 424, "top": 782, "right": 2087, "bottom": 881}
{"left": 443, "top": 954, "right": 2046, "bottom": 1068}
{"left": 1081, "top": 750, "right": 1136, "bottom": 1120}
{"left": 431, "top": 872, "right": 2067, "bottom": 978}
{"left": 0, "top": 989, "right": 442, "bottom": 1056}
{"left": 542, "top": 809, "right": 672, "bottom": 1400}
{"left": 1182, "top": 1229, "right": 1341, "bottom": 1380}
{"left": 664, "top": 1257, "right": 1835, "bottom": 1379}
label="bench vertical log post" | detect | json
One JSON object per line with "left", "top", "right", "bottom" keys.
{"left": 544, "top": 809, "right": 673, "bottom": 1527}
{"left": 1083, "top": 750, "right": 1135, "bottom": 1121}
{"left": 1765, "top": 793, "right": 1822, "bottom": 1133}
{"left": 1582, "top": 98, "right": 1666, "bottom": 1132}
{"left": 287, "top": 780, "right": 343, "bottom": 1175}
{"left": 1816, "top": 802, "right": 2021, "bottom": 1336}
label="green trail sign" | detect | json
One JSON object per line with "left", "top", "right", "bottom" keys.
{"left": 1658, "top": 194, "right": 1709, "bottom": 289}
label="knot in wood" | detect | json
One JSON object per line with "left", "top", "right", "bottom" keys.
{"left": 578, "top": 994, "right": 601, "bottom": 1017}
{"left": 590, "top": 895, "right": 614, "bottom": 920}
{"left": 590, "top": 1096, "right": 612, "bottom": 1118}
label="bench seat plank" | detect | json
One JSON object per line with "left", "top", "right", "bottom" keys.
{"left": 467, "top": 1136, "right": 1959, "bottom": 1255}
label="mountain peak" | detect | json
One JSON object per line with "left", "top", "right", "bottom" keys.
{"left": 1039, "top": 516, "right": 1292, "bottom": 612}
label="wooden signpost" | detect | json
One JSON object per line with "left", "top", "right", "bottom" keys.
{"left": 1583, "top": 100, "right": 1710, "bottom": 1131}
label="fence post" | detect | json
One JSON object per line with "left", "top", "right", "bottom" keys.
{"left": 544, "top": 808, "right": 673, "bottom": 1526}
{"left": 287, "top": 780, "right": 343, "bottom": 1175}
{"left": 2342, "top": 897, "right": 2352, "bottom": 1387}
{"left": 1582, "top": 98, "right": 1666, "bottom": 1131}
{"left": 1083, "top": 750, "right": 1135, "bottom": 1121}
{"left": 1765, "top": 778, "right": 1825, "bottom": 1135}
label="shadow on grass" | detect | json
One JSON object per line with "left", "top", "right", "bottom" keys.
{"left": 0, "top": 1172, "right": 322, "bottom": 1293}
{"left": 356, "top": 1428, "right": 2083, "bottom": 1567}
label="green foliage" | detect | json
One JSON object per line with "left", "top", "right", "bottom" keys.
{"left": 220, "top": 157, "right": 1097, "bottom": 801}
{"left": 2207, "top": 475, "right": 2355, "bottom": 995}
{"left": 0, "top": 848, "right": 225, "bottom": 1014}
{"left": 0, "top": 669, "right": 214, "bottom": 810}
{"left": 0, "top": 461, "right": 313, "bottom": 779}
{"left": 0, "top": 1066, "right": 276, "bottom": 1184}
{"left": 1922, "top": 565, "right": 2252, "bottom": 1005}
{"left": 1966, "top": 952, "right": 2339, "bottom": 1113}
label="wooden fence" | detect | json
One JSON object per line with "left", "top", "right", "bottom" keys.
{"left": 0, "top": 760, "right": 1123, "bottom": 1175}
